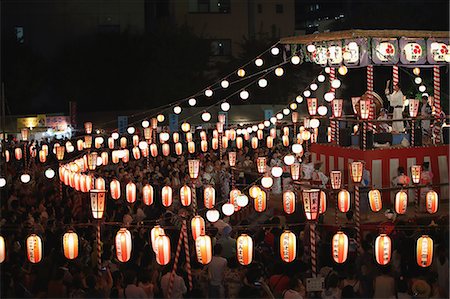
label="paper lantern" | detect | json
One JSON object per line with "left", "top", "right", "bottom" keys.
{"left": 90, "top": 189, "right": 106, "bottom": 219}
{"left": 162, "top": 186, "right": 173, "bottom": 207}
{"left": 359, "top": 98, "right": 371, "bottom": 120}
{"left": 426, "top": 190, "right": 438, "bottom": 214}
{"left": 126, "top": 182, "right": 137, "bottom": 204}
{"left": 140, "top": 184, "right": 153, "bottom": 206}
{"left": 237, "top": 234, "right": 253, "bottom": 266}
{"left": 84, "top": 136, "right": 93, "bottom": 149}
{"left": 174, "top": 142, "right": 182, "bottom": 155}
{"left": 110, "top": 179, "right": 121, "bottom": 200}
{"left": 204, "top": 186, "right": 215, "bottom": 209}
{"left": 249, "top": 136, "right": 257, "bottom": 149}
{"left": 280, "top": 231, "right": 296, "bottom": 263}
{"left": 236, "top": 194, "right": 249, "bottom": 207}
{"left": 108, "top": 137, "right": 114, "bottom": 149}
{"left": 332, "top": 99, "right": 343, "bottom": 118}
{"left": 38, "top": 150, "right": 46, "bottom": 163}
{"left": 195, "top": 235, "right": 212, "bottom": 265}
{"left": 150, "top": 226, "right": 164, "bottom": 252}
{"left": 14, "top": 148, "right": 22, "bottom": 160}
{"left": 249, "top": 185, "right": 261, "bottom": 198}
{"left": 254, "top": 189, "right": 267, "bottom": 212}
{"left": 206, "top": 209, "right": 220, "bottom": 222}
{"left": 236, "top": 137, "right": 243, "bottom": 149}
{"left": 330, "top": 171, "right": 342, "bottom": 190}
{"left": 271, "top": 166, "right": 283, "bottom": 178}
{"left": 257, "top": 157, "right": 266, "bottom": 173}
{"left": 368, "top": 189, "right": 382, "bottom": 212}
{"left": 319, "top": 191, "right": 327, "bottom": 214}
{"left": 282, "top": 135, "right": 289, "bottom": 147}
{"left": 291, "top": 163, "right": 301, "bottom": 180}
{"left": 283, "top": 191, "right": 296, "bottom": 214}
{"left": 411, "top": 165, "right": 421, "bottom": 184}
{"left": 76, "top": 139, "right": 83, "bottom": 151}
{"left": 350, "top": 162, "right": 363, "bottom": 183}
{"left": 150, "top": 144, "right": 158, "bottom": 157}
{"left": 95, "top": 177, "right": 106, "bottom": 190}
{"left": 180, "top": 185, "right": 192, "bottom": 206}
{"left": 409, "top": 99, "right": 420, "bottom": 118}
{"left": 395, "top": 191, "right": 408, "bottom": 214}
{"left": 307, "top": 98, "right": 318, "bottom": 116}
{"left": 375, "top": 234, "right": 391, "bottom": 265}
{"left": 181, "top": 122, "right": 190, "bottom": 133}
{"left": 187, "top": 141, "right": 195, "bottom": 154}
{"left": 115, "top": 228, "right": 132, "bottom": 263}
{"left": 338, "top": 189, "right": 351, "bottom": 212}
{"left": 266, "top": 136, "right": 274, "bottom": 148}
{"left": 302, "top": 189, "right": 321, "bottom": 220}
{"left": 155, "top": 235, "right": 171, "bottom": 265}
{"left": 20, "top": 128, "right": 29, "bottom": 141}
{"left": 84, "top": 122, "right": 92, "bottom": 134}
{"left": 416, "top": 235, "right": 433, "bottom": 267}
{"left": 191, "top": 216, "right": 206, "bottom": 240}
{"left": 0, "top": 236, "right": 5, "bottom": 263}
{"left": 261, "top": 176, "right": 273, "bottom": 189}
{"left": 111, "top": 151, "right": 119, "bottom": 164}
{"left": 87, "top": 152, "right": 98, "bottom": 171}
{"left": 229, "top": 189, "right": 241, "bottom": 211}
{"left": 188, "top": 159, "right": 200, "bottom": 179}
{"left": 228, "top": 152, "right": 236, "bottom": 167}
{"left": 132, "top": 147, "right": 140, "bottom": 160}
{"left": 222, "top": 203, "right": 235, "bottom": 216}
{"left": 27, "top": 234, "right": 43, "bottom": 263}
{"left": 63, "top": 231, "right": 79, "bottom": 260}
{"left": 332, "top": 231, "right": 348, "bottom": 264}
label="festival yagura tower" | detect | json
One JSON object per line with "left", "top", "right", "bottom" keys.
{"left": 279, "top": 30, "right": 449, "bottom": 199}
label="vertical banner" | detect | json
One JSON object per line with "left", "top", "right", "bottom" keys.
{"left": 169, "top": 114, "right": 179, "bottom": 132}
{"left": 69, "top": 101, "right": 77, "bottom": 128}
{"left": 118, "top": 116, "right": 128, "bottom": 134}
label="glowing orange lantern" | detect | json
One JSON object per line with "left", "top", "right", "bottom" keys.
{"left": 191, "top": 216, "right": 206, "bottom": 240}
{"left": 90, "top": 189, "right": 106, "bottom": 219}
{"left": 180, "top": 185, "right": 192, "bottom": 206}
{"left": 63, "top": 231, "right": 79, "bottom": 260}
{"left": 15, "top": 148, "right": 22, "bottom": 160}
{"left": 85, "top": 175, "right": 93, "bottom": 192}
{"left": 270, "top": 128, "right": 276, "bottom": 138}
{"left": 162, "top": 186, "right": 173, "bottom": 207}
{"left": 307, "top": 98, "right": 318, "bottom": 115}
{"left": 188, "top": 159, "right": 200, "bottom": 179}
{"left": 283, "top": 191, "right": 296, "bottom": 214}
{"left": 204, "top": 186, "right": 215, "bottom": 209}
{"left": 162, "top": 144, "right": 170, "bottom": 156}
{"left": 21, "top": 128, "right": 29, "bottom": 141}
{"left": 87, "top": 152, "right": 97, "bottom": 171}
{"left": 228, "top": 152, "right": 236, "bottom": 167}
{"left": 332, "top": 231, "right": 348, "bottom": 264}
{"left": 302, "top": 189, "right": 321, "bottom": 220}
{"left": 115, "top": 228, "right": 132, "bottom": 263}
{"left": 257, "top": 157, "right": 266, "bottom": 173}
{"left": 195, "top": 235, "right": 212, "bottom": 265}
{"left": 411, "top": 165, "right": 421, "bottom": 184}
{"left": 338, "top": 189, "right": 351, "bottom": 212}
{"left": 426, "top": 190, "right": 438, "bottom": 214}
{"left": 395, "top": 190, "right": 408, "bottom": 214}
{"left": 201, "top": 140, "right": 208, "bottom": 152}
{"left": 350, "top": 161, "right": 363, "bottom": 183}
{"left": 84, "top": 135, "right": 92, "bottom": 149}
{"left": 280, "top": 231, "right": 296, "bottom": 263}
{"left": 212, "top": 138, "right": 218, "bottom": 150}
{"left": 132, "top": 147, "right": 140, "bottom": 160}
{"left": 112, "top": 151, "right": 119, "bottom": 164}
{"left": 416, "top": 235, "right": 433, "bottom": 267}
{"left": 108, "top": 137, "right": 114, "bottom": 149}
{"left": 250, "top": 137, "right": 257, "bottom": 149}
{"left": 101, "top": 152, "right": 108, "bottom": 165}
{"left": 368, "top": 189, "right": 382, "bottom": 212}
{"left": 291, "top": 163, "right": 301, "bottom": 180}
{"left": 120, "top": 137, "right": 127, "bottom": 149}
{"left": 254, "top": 189, "right": 267, "bottom": 212}
{"left": 110, "top": 180, "right": 121, "bottom": 200}
{"left": 187, "top": 141, "right": 195, "bottom": 154}
{"left": 266, "top": 136, "right": 274, "bottom": 148}
{"left": 0, "top": 236, "right": 5, "bottom": 263}
{"left": 175, "top": 142, "right": 183, "bottom": 155}
{"left": 77, "top": 139, "right": 84, "bottom": 151}
{"left": 320, "top": 191, "right": 327, "bottom": 214}
{"left": 282, "top": 135, "right": 289, "bottom": 147}
{"left": 375, "top": 234, "right": 391, "bottom": 265}
{"left": 221, "top": 136, "right": 228, "bottom": 149}
{"left": 142, "top": 184, "right": 154, "bottom": 206}
{"left": 230, "top": 189, "right": 242, "bottom": 211}
{"left": 236, "top": 234, "right": 253, "bottom": 266}
{"left": 330, "top": 171, "right": 342, "bottom": 190}
{"left": 39, "top": 150, "right": 46, "bottom": 163}
{"left": 150, "top": 144, "right": 158, "bottom": 157}
{"left": 27, "top": 234, "right": 43, "bottom": 263}
{"left": 236, "top": 137, "right": 243, "bottom": 149}
{"left": 292, "top": 112, "right": 299, "bottom": 123}
{"left": 150, "top": 226, "right": 165, "bottom": 252}
{"left": 144, "top": 128, "right": 152, "bottom": 140}
{"left": 126, "top": 182, "right": 136, "bottom": 204}
{"left": 257, "top": 130, "right": 263, "bottom": 140}
{"left": 155, "top": 235, "right": 171, "bottom": 265}
{"left": 95, "top": 177, "right": 106, "bottom": 190}
{"left": 409, "top": 99, "right": 420, "bottom": 118}
{"left": 84, "top": 122, "right": 92, "bottom": 134}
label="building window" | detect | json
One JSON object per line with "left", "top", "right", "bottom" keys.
{"left": 210, "top": 39, "right": 232, "bottom": 56}
{"left": 257, "top": 4, "right": 262, "bottom": 13}
{"left": 189, "top": 0, "right": 230, "bottom": 13}
{"left": 15, "top": 27, "right": 24, "bottom": 43}
{"left": 276, "top": 4, "right": 283, "bottom": 13}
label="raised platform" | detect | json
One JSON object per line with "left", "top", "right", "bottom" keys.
{"left": 310, "top": 144, "right": 449, "bottom": 201}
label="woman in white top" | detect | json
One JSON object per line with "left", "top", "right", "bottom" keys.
{"left": 385, "top": 82, "right": 405, "bottom": 133}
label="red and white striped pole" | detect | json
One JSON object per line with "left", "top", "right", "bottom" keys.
{"left": 310, "top": 223, "right": 317, "bottom": 277}
{"left": 330, "top": 68, "right": 337, "bottom": 143}
{"left": 168, "top": 230, "right": 184, "bottom": 298}
{"left": 97, "top": 221, "right": 102, "bottom": 271}
{"left": 181, "top": 220, "right": 193, "bottom": 291}
{"left": 367, "top": 65, "right": 375, "bottom": 133}
{"left": 392, "top": 65, "right": 399, "bottom": 86}
{"left": 354, "top": 185, "right": 361, "bottom": 247}
{"left": 433, "top": 66, "right": 441, "bottom": 144}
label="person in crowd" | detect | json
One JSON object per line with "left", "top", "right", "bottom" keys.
{"left": 207, "top": 244, "right": 227, "bottom": 298}
{"left": 377, "top": 108, "right": 391, "bottom": 133}
{"left": 123, "top": 270, "right": 148, "bottom": 298}
{"left": 385, "top": 81, "right": 405, "bottom": 133}
{"left": 373, "top": 266, "right": 396, "bottom": 298}
{"left": 321, "top": 271, "right": 341, "bottom": 299}
{"left": 160, "top": 264, "right": 187, "bottom": 299}
{"left": 282, "top": 275, "right": 305, "bottom": 299}
{"left": 217, "top": 225, "right": 236, "bottom": 261}
{"left": 391, "top": 166, "right": 410, "bottom": 187}
{"left": 420, "top": 95, "right": 433, "bottom": 145}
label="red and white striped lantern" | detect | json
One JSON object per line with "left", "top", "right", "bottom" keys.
{"left": 237, "top": 234, "right": 253, "bottom": 266}
{"left": 280, "top": 231, "right": 296, "bottom": 263}
{"left": 338, "top": 189, "right": 351, "bottom": 212}
{"left": 63, "top": 231, "right": 79, "bottom": 260}
{"left": 332, "top": 231, "right": 348, "bottom": 264}
{"left": 426, "top": 190, "right": 438, "bottom": 214}
{"left": 155, "top": 234, "right": 171, "bottom": 265}
{"left": 150, "top": 226, "right": 165, "bottom": 252}
{"left": 195, "top": 235, "right": 212, "bottom": 265}
{"left": 204, "top": 186, "right": 215, "bottom": 209}
{"left": 27, "top": 234, "right": 43, "bottom": 264}
{"left": 126, "top": 182, "right": 137, "bottom": 204}
{"left": 375, "top": 234, "right": 391, "bottom": 265}
{"left": 416, "top": 235, "right": 433, "bottom": 267}
{"left": 368, "top": 189, "right": 382, "bottom": 212}
{"left": 254, "top": 189, "right": 267, "bottom": 212}
{"left": 180, "top": 185, "right": 192, "bottom": 206}
{"left": 191, "top": 216, "right": 206, "bottom": 241}
{"left": 162, "top": 186, "right": 173, "bottom": 207}
{"left": 115, "top": 228, "right": 132, "bottom": 263}
{"left": 395, "top": 190, "right": 408, "bottom": 214}
{"left": 142, "top": 184, "right": 154, "bottom": 206}
{"left": 110, "top": 179, "right": 121, "bottom": 200}
{"left": 283, "top": 191, "right": 296, "bottom": 214}
{"left": 0, "top": 236, "right": 5, "bottom": 263}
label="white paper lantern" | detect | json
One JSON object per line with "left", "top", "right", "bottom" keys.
{"left": 173, "top": 106, "right": 182, "bottom": 114}
{"left": 258, "top": 78, "right": 268, "bottom": 88}
{"left": 275, "top": 67, "right": 284, "bottom": 76}
{"left": 204, "top": 89, "right": 213, "bottom": 97}
{"left": 221, "top": 102, "right": 230, "bottom": 111}
{"left": 0, "top": 178, "right": 6, "bottom": 188}
{"left": 318, "top": 106, "right": 328, "bottom": 116}
{"left": 206, "top": 209, "right": 220, "bottom": 222}
{"left": 324, "top": 92, "right": 335, "bottom": 102}
{"left": 271, "top": 47, "right": 280, "bottom": 55}
{"left": 419, "top": 85, "right": 426, "bottom": 92}
{"left": 310, "top": 119, "right": 320, "bottom": 128}
{"left": 240, "top": 90, "right": 249, "bottom": 100}
{"left": 188, "top": 98, "right": 197, "bottom": 106}
{"left": 331, "top": 79, "right": 341, "bottom": 89}
{"left": 222, "top": 203, "right": 235, "bottom": 216}
{"left": 307, "top": 44, "right": 316, "bottom": 53}
{"left": 236, "top": 194, "right": 249, "bottom": 207}
{"left": 202, "top": 112, "right": 211, "bottom": 122}
{"left": 291, "top": 55, "right": 300, "bottom": 64}
{"left": 317, "top": 74, "right": 325, "bottom": 82}
{"left": 45, "top": 168, "right": 55, "bottom": 179}
{"left": 21, "top": 174, "right": 31, "bottom": 184}
{"left": 221, "top": 80, "right": 230, "bottom": 88}
{"left": 296, "top": 96, "right": 304, "bottom": 103}
{"left": 303, "top": 90, "right": 311, "bottom": 97}
{"left": 284, "top": 155, "right": 295, "bottom": 166}
{"left": 255, "top": 58, "right": 264, "bottom": 66}
{"left": 127, "top": 127, "right": 135, "bottom": 134}
{"left": 310, "top": 83, "right": 318, "bottom": 91}
{"left": 271, "top": 166, "right": 283, "bottom": 178}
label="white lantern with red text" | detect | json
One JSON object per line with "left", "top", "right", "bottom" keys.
{"left": 110, "top": 180, "right": 121, "bottom": 200}
{"left": 283, "top": 191, "right": 296, "bottom": 214}
{"left": 143, "top": 184, "right": 154, "bottom": 206}
{"left": 237, "top": 234, "right": 253, "bottom": 266}
{"left": 115, "top": 228, "right": 132, "bottom": 262}
{"left": 162, "top": 186, "right": 173, "bottom": 207}
{"left": 395, "top": 191, "right": 408, "bottom": 214}
{"left": 338, "top": 189, "right": 351, "bottom": 212}
{"left": 332, "top": 231, "right": 348, "bottom": 264}
{"left": 350, "top": 162, "right": 363, "bottom": 183}
{"left": 375, "top": 234, "right": 391, "bottom": 265}
{"left": 191, "top": 216, "right": 206, "bottom": 241}
{"left": 27, "top": 234, "right": 43, "bottom": 263}
{"left": 369, "top": 189, "right": 382, "bottom": 212}
{"left": 330, "top": 171, "right": 342, "bottom": 189}
{"left": 302, "top": 189, "right": 320, "bottom": 220}
{"left": 280, "top": 231, "right": 296, "bottom": 263}
{"left": 180, "top": 185, "right": 192, "bottom": 206}
{"left": 204, "top": 186, "right": 215, "bottom": 209}
{"left": 426, "top": 190, "right": 438, "bottom": 214}
{"left": 416, "top": 235, "right": 433, "bottom": 267}
{"left": 195, "top": 235, "right": 212, "bottom": 265}
{"left": 126, "top": 182, "right": 136, "bottom": 204}
{"left": 155, "top": 234, "right": 171, "bottom": 265}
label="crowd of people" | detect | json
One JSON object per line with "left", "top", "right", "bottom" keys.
{"left": 0, "top": 132, "right": 448, "bottom": 299}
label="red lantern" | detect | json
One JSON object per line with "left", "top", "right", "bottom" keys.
{"left": 236, "top": 137, "right": 243, "bottom": 149}
{"left": 126, "top": 182, "right": 136, "bottom": 203}
{"left": 39, "top": 150, "right": 46, "bottom": 163}
{"left": 155, "top": 235, "right": 171, "bottom": 265}
{"left": 15, "top": 148, "right": 22, "bottom": 160}
{"left": 108, "top": 137, "right": 114, "bottom": 149}
{"left": 120, "top": 137, "right": 127, "bottom": 149}
{"left": 307, "top": 98, "right": 318, "bottom": 116}
{"left": 150, "top": 226, "right": 165, "bottom": 252}
{"left": 27, "top": 234, "right": 43, "bottom": 263}
{"left": 375, "top": 234, "right": 391, "bottom": 265}
{"left": 330, "top": 171, "right": 341, "bottom": 190}
{"left": 191, "top": 216, "right": 206, "bottom": 240}
{"left": 395, "top": 191, "right": 408, "bottom": 214}
{"left": 254, "top": 189, "right": 267, "bottom": 212}
{"left": 230, "top": 189, "right": 241, "bottom": 212}
{"left": 204, "top": 186, "right": 215, "bottom": 209}
{"left": 319, "top": 191, "right": 327, "bottom": 214}
{"left": 266, "top": 136, "right": 274, "bottom": 148}
{"left": 162, "top": 186, "right": 172, "bottom": 207}
{"left": 338, "top": 189, "right": 351, "bottom": 212}
{"left": 180, "top": 185, "right": 192, "bottom": 206}
{"left": 201, "top": 140, "right": 208, "bottom": 152}
{"left": 426, "top": 190, "right": 438, "bottom": 214}
{"left": 302, "top": 189, "right": 320, "bottom": 220}
{"left": 237, "top": 234, "right": 253, "bottom": 266}
{"left": 150, "top": 144, "right": 158, "bottom": 157}
{"left": 283, "top": 191, "right": 296, "bottom": 214}
{"left": 195, "top": 235, "right": 212, "bottom": 265}
{"left": 222, "top": 136, "right": 228, "bottom": 149}
{"left": 110, "top": 179, "right": 121, "bottom": 200}
{"left": 332, "top": 231, "right": 348, "bottom": 264}
{"left": 95, "top": 177, "right": 106, "bottom": 190}
{"left": 132, "top": 147, "right": 141, "bottom": 160}
{"left": 175, "top": 143, "right": 183, "bottom": 155}
{"left": 162, "top": 144, "right": 170, "bottom": 156}
{"left": 173, "top": 132, "right": 179, "bottom": 143}
{"left": 280, "top": 231, "right": 296, "bottom": 263}
{"left": 416, "top": 235, "right": 433, "bottom": 267}
{"left": 115, "top": 228, "right": 132, "bottom": 263}
{"left": 143, "top": 184, "right": 154, "bottom": 206}
{"left": 63, "top": 231, "right": 79, "bottom": 260}
{"left": 0, "top": 236, "right": 5, "bottom": 263}
{"left": 368, "top": 189, "right": 382, "bottom": 212}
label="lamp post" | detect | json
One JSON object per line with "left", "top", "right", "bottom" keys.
{"left": 409, "top": 99, "right": 420, "bottom": 146}
{"left": 332, "top": 99, "right": 343, "bottom": 145}
{"left": 330, "top": 170, "right": 342, "bottom": 225}
{"left": 350, "top": 161, "right": 363, "bottom": 247}
{"left": 188, "top": 159, "right": 200, "bottom": 211}
{"left": 90, "top": 189, "right": 106, "bottom": 271}
{"left": 359, "top": 99, "right": 371, "bottom": 150}
{"left": 411, "top": 165, "right": 421, "bottom": 216}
